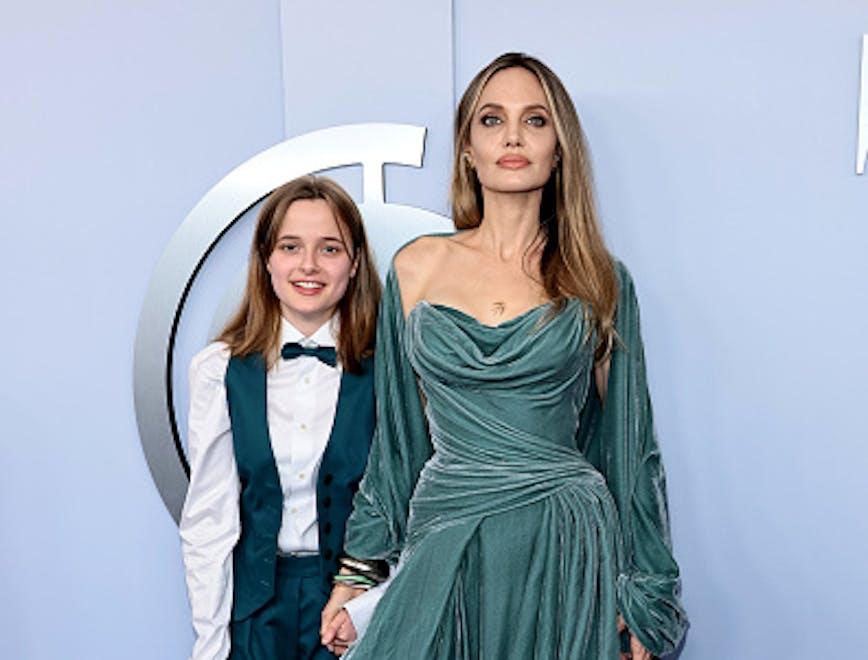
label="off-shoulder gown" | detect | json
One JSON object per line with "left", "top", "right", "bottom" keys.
{"left": 342, "top": 260, "right": 687, "bottom": 659}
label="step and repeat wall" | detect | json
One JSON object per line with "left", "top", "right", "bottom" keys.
{"left": 2, "top": 1, "right": 866, "bottom": 658}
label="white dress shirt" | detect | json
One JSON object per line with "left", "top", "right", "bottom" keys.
{"left": 180, "top": 317, "right": 347, "bottom": 660}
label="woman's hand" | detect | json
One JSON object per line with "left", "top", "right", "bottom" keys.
{"left": 321, "top": 582, "right": 364, "bottom": 655}
{"left": 321, "top": 607, "right": 358, "bottom": 656}
{"left": 618, "top": 614, "right": 652, "bottom": 660}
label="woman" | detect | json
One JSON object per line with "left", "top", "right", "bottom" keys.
{"left": 323, "top": 53, "right": 688, "bottom": 659}
{"left": 180, "top": 175, "right": 382, "bottom": 660}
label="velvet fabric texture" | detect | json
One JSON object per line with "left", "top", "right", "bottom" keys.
{"left": 343, "top": 261, "right": 687, "bottom": 659}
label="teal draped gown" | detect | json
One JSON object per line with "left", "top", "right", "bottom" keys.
{"left": 343, "top": 260, "right": 687, "bottom": 659}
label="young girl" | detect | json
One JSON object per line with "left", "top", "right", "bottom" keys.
{"left": 180, "top": 175, "right": 381, "bottom": 660}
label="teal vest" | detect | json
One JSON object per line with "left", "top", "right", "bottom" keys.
{"left": 225, "top": 352, "right": 375, "bottom": 621}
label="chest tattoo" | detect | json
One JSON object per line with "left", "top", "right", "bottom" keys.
{"left": 491, "top": 301, "right": 506, "bottom": 316}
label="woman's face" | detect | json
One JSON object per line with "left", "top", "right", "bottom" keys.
{"left": 266, "top": 198, "right": 357, "bottom": 335}
{"left": 466, "top": 66, "right": 558, "bottom": 196}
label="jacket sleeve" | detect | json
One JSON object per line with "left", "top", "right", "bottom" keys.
{"left": 343, "top": 266, "right": 433, "bottom": 564}
{"left": 578, "top": 261, "right": 688, "bottom": 657}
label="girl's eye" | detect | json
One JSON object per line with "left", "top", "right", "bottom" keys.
{"left": 280, "top": 243, "right": 298, "bottom": 252}
{"left": 480, "top": 114, "right": 502, "bottom": 127}
{"left": 526, "top": 115, "right": 547, "bottom": 127}
{"left": 322, "top": 245, "right": 342, "bottom": 255}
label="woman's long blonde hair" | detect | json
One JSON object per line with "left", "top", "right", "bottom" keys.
{"left": 452, "top": 52, "right": 618, "bottom": 359}
{"left": 217, "top": 175, "right": 381, "bottom": 373}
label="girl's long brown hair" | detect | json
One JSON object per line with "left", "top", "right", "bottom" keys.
{"left": 451, "top": 52, "right": 618, "bottom": 360}
{"left": 217, "top": 175, "right": 381, "bottom": 373}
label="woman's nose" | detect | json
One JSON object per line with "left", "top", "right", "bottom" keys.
{"left": 504, "top": 120, "right": 522, "bottom": 148}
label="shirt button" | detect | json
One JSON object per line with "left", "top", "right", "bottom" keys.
{"left": 290, "top": 507, "right": 298, "bottom": 514}
{"left": 297, "top": 472, "right": 305, "bottom": 480}
{"left": 300, "top": 423, "right": 307, "bottom": 431}
{"left": 304, "top": 377, "right": 311, "bottom": 385}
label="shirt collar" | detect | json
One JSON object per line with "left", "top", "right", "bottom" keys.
{"left": 280, "top": 315, "right": 338, "bottom": 348}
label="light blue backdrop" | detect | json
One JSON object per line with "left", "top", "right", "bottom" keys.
{"left": 1, "top": 1, "right": 866, "bottom": 659}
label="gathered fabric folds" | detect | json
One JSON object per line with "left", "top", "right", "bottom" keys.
{"left": 343, "top": 261, "right": 688, "bottom": 659}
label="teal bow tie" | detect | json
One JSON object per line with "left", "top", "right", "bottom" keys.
{"left": 281, "top": 342, "right": 337, "bottom": 367}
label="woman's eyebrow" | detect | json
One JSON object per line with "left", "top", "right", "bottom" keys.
{"left": 477, "top": 102, "right": 504, "bottom": 113}
{"left": 477, "top": 102, "right": 550, "bottom": 114}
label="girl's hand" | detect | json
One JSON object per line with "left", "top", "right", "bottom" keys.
{"left": 321, "top": 583, "right": 364, "bottom": 652}
{"left": 618, "top": 614, "right": 652, "bottom": 660}
{"left": 321, "top": 607, "right": 357, "bottom": 656}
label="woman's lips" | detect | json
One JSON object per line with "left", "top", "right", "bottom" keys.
{"left": 496, "top": 156, "right": 530, "bottom": 169}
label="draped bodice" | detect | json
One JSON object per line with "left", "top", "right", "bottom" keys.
{"left": 401, "top": 300, "right": 610, "bottom": 549}
{"left": 406, "top": 299, "right": 594, "bottom": 456}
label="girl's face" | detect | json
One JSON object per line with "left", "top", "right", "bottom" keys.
{"left": 466, "top": 66, "right": 558, "bottom": 196}
{"left": 266, "top": 198, "right": 357, "bottom": 336}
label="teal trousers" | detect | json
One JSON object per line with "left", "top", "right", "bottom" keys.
{"left": 230, "top": 555, "right": 337, "bottom": 660}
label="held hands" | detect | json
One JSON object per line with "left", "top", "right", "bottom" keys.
{"left": 320, "top": 582, "right": 363, "bottom": 656}
{"left": 618, "top": 614, "right": 652, "bottom": 660}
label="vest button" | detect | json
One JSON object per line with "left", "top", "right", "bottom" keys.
{"left": 323, "top": 522, "right": 332, "bottom": 534}
{"left": 323, "top": 548, "right": 334, "bottom": 560}
{"left": 323, "top": 473, "right": 334, "bottom": 485}
{"left": 322, "top": 496, "right": 332, "bottom": 508}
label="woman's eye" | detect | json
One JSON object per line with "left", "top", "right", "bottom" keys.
{"left": 280, "top": 243, "right": 298, "bottom": 252}
{"left": 322, "top": 245, "right": 342, "bottom": 255}
{"left": 526, "top": 115, "right": 547, "bottom": 127}
{"left": 480, "top": 114, "right": 501, "bottom": 127}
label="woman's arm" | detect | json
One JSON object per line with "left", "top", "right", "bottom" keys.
{"left": 341, "top": 258, "right": 434, "bottom": 563}
{"left": 579, "top": 262, "right": 688, "bottom": 657}
{"left": 179, "top": 344, "right": 240, "bottom": 660}
{"left": 321, "top": 257, "right": 434, "bottom": 649}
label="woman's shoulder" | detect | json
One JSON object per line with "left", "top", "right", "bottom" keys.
{"left": 387, "top": 233, "right": 455, "bottom": 307}
{"left": 610, "top": 257, "right": 638, "bottom": 304}
{"left": 611, "top": 257, "right": 632, "bottom": 283}
{"left": 392, "top": 232, "right": 454, "bottom": 272}
{"left": 189, "top": 341, "right": 231, "bottom": 384}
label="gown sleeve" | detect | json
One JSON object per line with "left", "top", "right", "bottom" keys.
{"left": 577, "top": 261, "right": 689, "bottom": 657}
{"left": 343, "top": 266, "right": 433, "bottom": 564}
{"left": 179, "top": 343, "right": 240, "bottom": 660}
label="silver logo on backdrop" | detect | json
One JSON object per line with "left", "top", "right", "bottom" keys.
{"left": 134, "top": 123, "right": 451, "bottom": 522}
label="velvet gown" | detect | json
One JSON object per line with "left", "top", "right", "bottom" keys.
{"left": 342, "top": 260, "right": 688, "bottom": 659}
